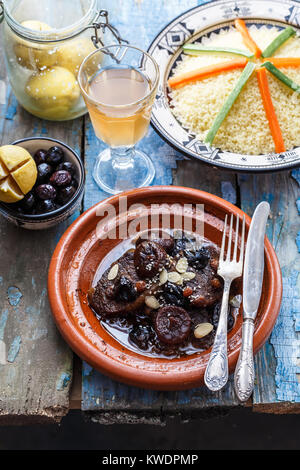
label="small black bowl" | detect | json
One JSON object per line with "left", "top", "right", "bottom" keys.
{"left": 0, "top": 137, "right": 85, "bottom": 230}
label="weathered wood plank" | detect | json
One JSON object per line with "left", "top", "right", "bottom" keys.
{"left": 0, "top": 38, "right": 83, "bottom": 421}
{"left": 238, "top": 171, "right": 300, "bottom": 412}
{"left": 81, "top": 0, "right": 243, "bottom": 422}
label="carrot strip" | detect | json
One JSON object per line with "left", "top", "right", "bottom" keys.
{"left": 168, "top": 58, "right": 248, "bottom": 89}
{"left": 234, "top": 19, "right": 262, "bottom": 58}
{"left": 268, "top": 57, "right": 300, "bottom": 67}
{"left": 256, "top": 68, "right": 285, "bottom": 153}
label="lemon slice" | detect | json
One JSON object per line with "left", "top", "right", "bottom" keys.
{"left": 0, "top": 176, "right": 24, "bottom": 203}
{"left": 0, "top": 145, "right": 37, "bottom": 203}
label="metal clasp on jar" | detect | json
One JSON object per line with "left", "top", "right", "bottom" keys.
{"left": 89, "top": 9, "right": 129, "bottom": 62}
{"left": 0, "top": 1, "right": 4, "bottom": 24}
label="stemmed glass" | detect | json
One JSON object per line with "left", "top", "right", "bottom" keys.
{"left": 78, "top": 44, "right": 159, "bottom": 194}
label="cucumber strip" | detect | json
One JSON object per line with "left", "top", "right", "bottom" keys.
{"left": 205, "top": 62, "right": 256, "bottom": 145}
{"left": 262, "top": 61, "right": 300, "bottom": 93}
{"left": 262, "top": 26, "right": 296, "bottom": 58}
{"left": 182, "top": 44, "right": 254, "bottom": 59}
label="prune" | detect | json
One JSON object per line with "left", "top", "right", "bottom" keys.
{"left": 34, "top": 149, "right": 47, "bottom": 165}
{"left": 185, "top": 246, "right": 210, "bottom": 270}
{"left": 46, "top": 146, "right": 64, "bottom": 166}
{"left": 134, "top": 240, "right": 167, "bottom": 278}
{"left": 56, "top": 161, "right": 76, "bottom": 176}
{"left": 129, "top": 324, "right": 152, "bottom": 350}
{"left": 20, "top": 192, "right": 35, "bottom": 212}
{"left": 212, "top": 303, "right": 234, "bottom": 331}
{"left": 50, "top": 170, "right": 72, "bottom": 188}
{"left": 116, "top": 276, "right": 137, "bottom": 302}
{"left": 162, "top": 282, "right": 185, "bottom": 307}
{"left": 56, "top": 185, "right": 76, "bottom": 205}
{"left": 172, "top": 233, "right": 194, "bottom": 256}
{"left": 37, "top": 163, "right": 52, "bottom": 183}
{"left": 36, "top": 199, "right": 57, "bottom": 213}
{"left": 154, "top": 306, "right": 191, "bottom": 345}
{"left": 35, "top": 184, "right": 57, "bottom": 200}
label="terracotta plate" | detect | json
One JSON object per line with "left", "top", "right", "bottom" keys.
{"left": 48, "top": 186, "right": 282, "bottom": 390}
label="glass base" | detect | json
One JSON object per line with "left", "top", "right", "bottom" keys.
{"left": 93, "top": 147, "right": 155, "bottom": 195}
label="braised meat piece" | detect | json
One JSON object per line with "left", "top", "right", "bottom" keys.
{"left": 89, "top": 251, "right": 144, "bottom": 316}
{"left": 186, "top": 244, "right": 223, "bottom": 308}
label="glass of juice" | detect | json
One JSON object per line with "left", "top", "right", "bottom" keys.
{"left": 78, "top": 44, "right": 159, "bottom": 194}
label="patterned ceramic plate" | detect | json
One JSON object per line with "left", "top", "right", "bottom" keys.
{"left": 148, "top": 0, "right": 300, "bottom": 172}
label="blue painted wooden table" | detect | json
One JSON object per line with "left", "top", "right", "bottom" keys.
{"left": 0, "top": 0, "right": 299, "bottom": 424}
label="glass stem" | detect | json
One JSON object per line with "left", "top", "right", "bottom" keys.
{"left": 111, "top": 146, "right": 135, "bottom": 171}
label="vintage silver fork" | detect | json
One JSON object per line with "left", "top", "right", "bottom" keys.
{"left": 204, "top": 213, "right": 245, "bottom": 392}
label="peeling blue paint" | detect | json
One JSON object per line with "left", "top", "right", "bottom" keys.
{"left": 0, "top": 309, "right": 8, "bottom": 341}
{"left": 271, "top": 269, "right": 300, "bottom": 402}
{"left": 221, "top": 181, "right": 237, "bottom": 205}
{"left": 0, "top": 276, "right": 3, "bottom": 285}
{"left": 297, "top": 232, "right": 300, "bottom": 253}
{"left": 7, "top": 286, "right": 22, "bottom": 306}
{"left": 56, "top": 371, "right": 71, "bottom": 391}
{"left": 7, "top": 336, "right": 21, "bottom": 363}
{"left": 292, "top": 168, "right": 300, "bottom": 187}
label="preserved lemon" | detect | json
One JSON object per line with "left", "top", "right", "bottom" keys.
{"left": 0, "top": 145, "right": 37, "bottom": 203}
{"left": 25, "top": 66, "right": 80, "bottom": 120}
{"left": 57, "top": 38, "right": 96, "bottom": 76}
{"left": 14, "top": 20, "right": 58, "bottom": 70}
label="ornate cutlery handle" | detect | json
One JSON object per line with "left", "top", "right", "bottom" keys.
{"left": 204, "top": 280, "right": 231, "bottom": 391}
{"left": 234, "top": 318, "right": 255, "bottom": 402}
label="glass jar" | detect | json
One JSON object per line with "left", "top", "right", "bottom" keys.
{"left": 0, "top": 0, "right": 119, "bottom": 121}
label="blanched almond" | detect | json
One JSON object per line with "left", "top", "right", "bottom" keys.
{"left": 194, "top": 323, "right": 213, "bottom": 339}
{"left": 107, "top": 264, "right": 119, "bottom": 280}
{"left": 145, "top": 295, "right": 160, "bottom": 309}
{"left": 159, "top": 268, "right": 168, "bottom": 285}
{"left": 167, "top": 271, "right": 182, "bottom": 284}
{"left": 176, "top": 257, "right": 188, "bottom": 274}
{"left": 181, "top": 271, "right": 196, "bottom": 281}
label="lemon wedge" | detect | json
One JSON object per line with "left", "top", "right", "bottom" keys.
{"left": 0, "top": 145, "right": 37, "bottom": 203}
{"left": 0, "top": 176, "right": 24, "bottom": 203}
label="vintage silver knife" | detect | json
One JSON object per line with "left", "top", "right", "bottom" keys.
{"left": 234, "top": 201, "right": 270, "bottom": 402}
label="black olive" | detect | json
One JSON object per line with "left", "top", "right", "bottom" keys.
{"left": 36, "top": 199, "right": 57, "bottom": 213}
{"left": 46, "top": 146, "right": 64, "bottom": 166}
{"left": 20, "top": 192, "right": 35, "bottom": 212}
{"left": 34, "top": 149, "right": 47, "bottom": 165}
{"left": 116, "top": 276, "right": 137, "bottom": 302}
{"left": 37, "top": 163, "right": 53, "bottom": 184}
{"left": 56, "top": 185, "right": 76, "bottom": 205}
{"left": 50, "top": 170, "right": 72, "bottom": 188}
{"left": 129, "top": 324, "right": 152, "bottom": 350}
{"left": 35, "top": 184, "right": 57, "bottom": 200}
{"left": 55, "top": 161, "right": 76, "bottom": 176}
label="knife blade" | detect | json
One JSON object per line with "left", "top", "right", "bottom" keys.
{"left": 243, "top": 201, "right": 270, "bottom": 319}
{"left": 234, "top": 201, "right": 270, "bottom": 402}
